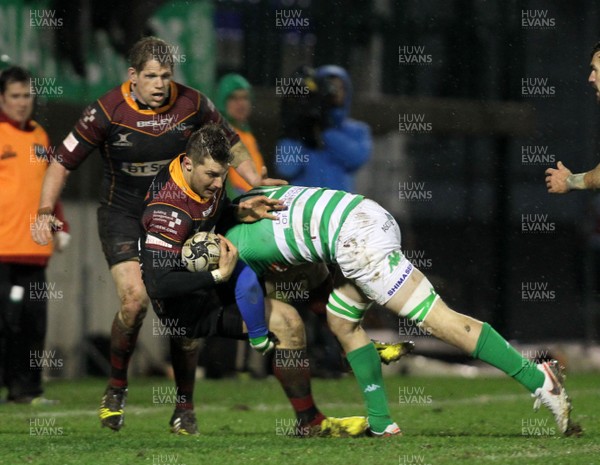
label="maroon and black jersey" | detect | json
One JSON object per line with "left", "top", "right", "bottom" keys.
{"left": 139, "top": 155, "right": 236, "bottom": 313}
{"left": 56, "top": 81, "right": 239, "bottom": 217}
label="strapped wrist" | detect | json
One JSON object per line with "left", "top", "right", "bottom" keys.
{"left": 211, "top": 269, "right": 223, "bottom": 284}
{"left": 566, "top": 173, "right": 586, "bottom": 190}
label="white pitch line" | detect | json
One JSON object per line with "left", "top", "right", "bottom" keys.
{"left": 12, "top": 388, "right": 600, "bottom": 419}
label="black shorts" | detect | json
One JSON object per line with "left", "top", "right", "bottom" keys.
{"left": 153, "top": 291, "right": 246, "bottom": 340}
{"left": 97, "top": 206, "right": 142, "bottom": 267}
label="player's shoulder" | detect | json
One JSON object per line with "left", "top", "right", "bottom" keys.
{"left": 83, "top": 82, "right": 128, "bottom": 122}
{"left": 173, "top": 81, "right": 203, "bottom": 108}
{"left": 96, "top": 83, "right": 126, "bottom": 107}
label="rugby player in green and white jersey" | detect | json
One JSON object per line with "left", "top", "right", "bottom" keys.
{"left": 226, "top": 185, "right": 580, "bottom": 437}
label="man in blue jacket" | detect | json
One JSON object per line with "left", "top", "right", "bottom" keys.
{"left": 275, "top": 65, "right": 371, "bottom": 193}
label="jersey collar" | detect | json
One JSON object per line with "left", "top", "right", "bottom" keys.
{"left": 0, "top": 110, "right": 35, "bottom": 131}
{"left": 121, "top": 81, "right": 178, "bottom": 115}
{"left": 169, "top": 154, "right": 209, "bottom": 204}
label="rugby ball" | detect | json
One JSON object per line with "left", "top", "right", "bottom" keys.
{"left": 181, "top": 231, "right": 220, "bottom": 272}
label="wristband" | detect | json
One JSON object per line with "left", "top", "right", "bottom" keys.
{"left": 211, "top": 269, "right": 223, "bottom": 284}
{"left": 566, "top": 173, "right": 586, "bottom": 190}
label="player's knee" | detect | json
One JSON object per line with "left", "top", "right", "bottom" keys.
{"left": 325, "top": 290, "right": 366, "bottom": 341}
{"left": 269, "top": 303, "right": 305, "bottom": 348}
{"left": 326, "top": 314, "right": 359, "bottom": 344}
{"left": 119, "top": 286, "right": 149, "bottom": 326}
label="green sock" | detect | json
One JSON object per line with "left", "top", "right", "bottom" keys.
{"left": 472, "top": 323, "right": 544, "bottom": 393}
{"left": 346, "top": 342, "right": 392, "bottom": 433}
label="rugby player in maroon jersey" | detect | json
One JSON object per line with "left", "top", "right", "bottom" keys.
{"left": 31, "top": 37, "right": 285, "bottom": 430}
{"left": 137, "top": 125, "right": 368, "bottom": 436}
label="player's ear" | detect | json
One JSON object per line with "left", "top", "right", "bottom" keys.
{"left": 127, "top": 67, "right": 138, "bottom": 85}
{"left": 182, "top": 155, "right": 193, "bottom": 172}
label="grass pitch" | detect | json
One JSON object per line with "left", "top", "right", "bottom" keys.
{"left": 1, "top": 373, "right": 598, "bottom": 465}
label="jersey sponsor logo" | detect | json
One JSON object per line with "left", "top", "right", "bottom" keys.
{"left": 136, "top": 114, "right": 189, "bottom": 133}
{"left": 81, "top": 107, "right": 96, "bottom": 128}
{"left": 63, "top": 132, "right": 79, "bottom": 152}
{"left": 112, "top": 133, "right": 133, "bottom": 147}
{"left": 168, "top": 212, "right": 182, "bottom": 229}
{"left": 381, "top": 213, "right": 396, "bottom": 233}
{"left": 387, "top": 262, "right": 414, "bottom": 297}
{"left": 145, "top": 234, "right": 173, "bottom": 249}
{"left": 121, "top": 159, "right": 171, "bottom": 176}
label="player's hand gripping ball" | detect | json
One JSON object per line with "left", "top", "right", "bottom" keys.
{"left": 181, "top": 231, "right": 220, "bottom": 272}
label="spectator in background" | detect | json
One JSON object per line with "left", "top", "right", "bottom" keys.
{"left": 216, "top": 73, "right": 266, "bottom": 199}
{"left": 276, "top": 65, "right": 371, "bottom": 192}
{"left": 274, "top": 65, "right": 372, "bottom": 376}
{"left": 0, "top": 66, "right": 70, "bottom": 404}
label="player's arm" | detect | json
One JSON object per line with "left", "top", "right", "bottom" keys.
{"left": 545, "top": 161, "right": 600, "bottom": 193}
{"left": 33, "top": 102, "right": 108, "bottom": 245}
{"left": 32, "top": 161, "right": 70, "bottom": 245}
{"left": 216, "top": 191, "right": 285, "bottom": 234}
{"left": 140, "top": 201, "right": 239, "bottom": 299}
{"left": 141, "top": 233, "right": 238, "bottom": 299}
{"left": 235, "top": 195, "right": 286, "bottom": 222}
{"left": 231, "top": 141, "right": 288, "bottom": 187}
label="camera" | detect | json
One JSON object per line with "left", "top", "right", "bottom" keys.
{"left": 279, "top": 66, "right": 337, "bottom": 148}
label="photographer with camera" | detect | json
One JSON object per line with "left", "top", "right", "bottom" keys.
{"left": 274, "top": 66, "right": 372, "bottom": 377}
{"left": 275, "top": 65, "right": 371, "bottom": 193}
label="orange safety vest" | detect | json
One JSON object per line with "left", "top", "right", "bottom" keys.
{"left": 0, "top": 115, "right": 54, "bottom": 265}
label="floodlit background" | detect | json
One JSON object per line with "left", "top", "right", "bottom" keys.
{"left": 2, "top": 0, "right": 600, "bottom": 378}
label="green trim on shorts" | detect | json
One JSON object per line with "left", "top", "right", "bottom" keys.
{"left": 404, "top": 287, "right": 438, "bottom": 322}
{"left": 326, "top": 292, "right": 366, "bottom": 321}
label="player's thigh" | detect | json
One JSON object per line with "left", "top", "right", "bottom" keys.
{"left": 336, "top": 199, "right": 413, "bottom": 305}
{"left": 384, "top": 267, "right": 426, "bottom": 316}
{"left": 97, "top": 206, "right": 141, "bottom": 267}
{"left": 110, "top": 260, "right": 149, "bottom": 308}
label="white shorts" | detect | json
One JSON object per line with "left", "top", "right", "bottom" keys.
{"left": 335, "top": 199, "right": 414, "bottom": 305}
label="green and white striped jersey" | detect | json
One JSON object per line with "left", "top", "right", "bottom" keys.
{"left": 226, "top": 186, "right": 363, "bottom": 275}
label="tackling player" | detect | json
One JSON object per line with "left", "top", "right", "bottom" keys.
{"left": 225, "top": 185, "right": 581, "bottom": 437}
{"left": 30, "top": 36, "right": 285, "bottom": 430}
{"left": 139, "top": 125, "right": 366, "bottom": 436}
{"left": 546, "top": 41, "right": 600, "bottom": 192}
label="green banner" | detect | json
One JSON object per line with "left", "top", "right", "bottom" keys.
{"left": 0, "top": 0, "right": 215, "bottom": 102}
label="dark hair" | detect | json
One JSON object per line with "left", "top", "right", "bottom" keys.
{"left": 129, "top": 36, "right": 174, "bottom": 72}
{"left": 0, "top": 66, "right": 31, "bottom": 94}
{"left": 591, "top": 41, "right": 600, "bottom": 58}
{"left": 186, "top": 125, "right": 232, "bottom": 166}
